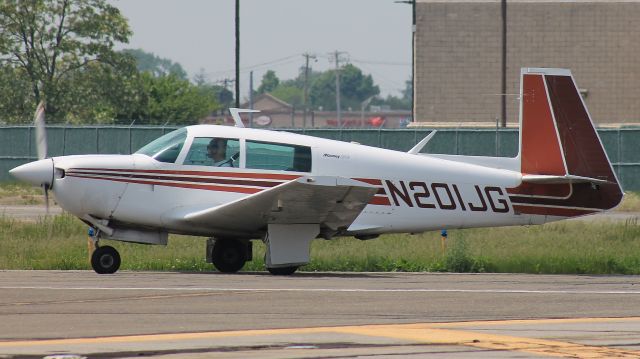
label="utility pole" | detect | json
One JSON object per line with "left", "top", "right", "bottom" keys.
{"left": 249, "top": 70, "right": 254, "bottom": 127}
{"left": 302, "top": 53, "right": 316, "bottom": 128}
{"left": 234, "top": 0, "right": 240, "bottom": 108}
{"left": 500, "top": 0, "right": 507, "bottom": 127}
{"left": 330, "top": 50, "right": 348, "bottom": 128}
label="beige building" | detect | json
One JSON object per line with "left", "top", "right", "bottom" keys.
{"left": 414, "top": 0, "right": 640, "bottom": 125}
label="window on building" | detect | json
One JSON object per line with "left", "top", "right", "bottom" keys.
{"left": 246, "top": 141, "right": 311, "bottom": 172}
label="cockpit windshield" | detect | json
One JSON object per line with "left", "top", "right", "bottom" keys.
{"left": 135, "top": 128, "right": 187, "bottom": 163}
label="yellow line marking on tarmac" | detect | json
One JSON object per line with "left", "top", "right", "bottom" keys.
{"left": 1, "top": 317, "right": 639, "bottom": 358}
{"left": 333, "top": 324, "right": 640, "bottom": 358}
{"left": 0, "top": 328, "right": 328, "bottom": 347}
{"left": 432, "top": 316, "right": 640, "bottom": 328}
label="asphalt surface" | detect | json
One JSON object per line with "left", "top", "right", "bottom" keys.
{"left": 1, "top": 205, "right": 640, "bottom": 357}
{"left": 0, "top": 271, "right": 639, "bottom": 358}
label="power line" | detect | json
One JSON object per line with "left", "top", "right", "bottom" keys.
{"left": 209, "top": 58, "right": 301, "bottom": 85}
{"left": 207, "top": 54, "right": 302, "bottom": 77}
{"left": 355, "top": 62, "right": 406, "bottom": 90}
{"left": 350, "top": 58, "right": 410, "bottom": 66}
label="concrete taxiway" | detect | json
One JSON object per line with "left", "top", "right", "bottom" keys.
{"left": 0, "top": 271, "right": 639, "bottom": 358}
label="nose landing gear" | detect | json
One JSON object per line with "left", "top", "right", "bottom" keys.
{"left": 88, "top": 228, "right": 121, "bottom": 274}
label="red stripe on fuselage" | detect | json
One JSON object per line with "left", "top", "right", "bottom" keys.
{"left": 69, "top": 168, "right": 390, "bottom": 204}
{"left": 354, "top": 178, "right": 383, "bottom": 186}
{"left": 513, "top": 204, "right": 597, "bottom": 217}
{"left": 67, "top": 174, "right": 262, "bottom": 194}
{"left": 72, "top": 168, "right": 301, "bottom": 181}
{"left": 67, "top": 170, "right": 282, "bottom": 188}
{"left": 369, "top": 197, "right": 391, "bottom": 206}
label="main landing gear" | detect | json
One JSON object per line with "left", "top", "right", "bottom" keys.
{"left": 207, "top": 238, "right": 250, "bottom": 273}
{"left": 206, "top": 238, "right": 300, "bottom": 275}
{"left": 91, "top": 245, "right": 121, "bottom": 274}
{"left": 267, "top": 266, "right": 298, "bottom": 275}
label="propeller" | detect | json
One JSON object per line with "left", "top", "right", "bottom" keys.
{"left": 33, "top": 101, "right": 51, "bottom": 218}
{"left": 34, "top": 101, "right": 47, "bottom": 160}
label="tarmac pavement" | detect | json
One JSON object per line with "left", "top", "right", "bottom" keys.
{"left": 0, "top": 271, "right": 639, "bottom": 358}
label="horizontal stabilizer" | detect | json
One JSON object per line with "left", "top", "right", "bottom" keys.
{"left": 522, "top": 174, "right": 612, "bottom": 185}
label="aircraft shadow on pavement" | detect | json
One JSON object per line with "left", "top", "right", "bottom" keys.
{"left": 171, "top": 271, "right": 394, "bottom": 279}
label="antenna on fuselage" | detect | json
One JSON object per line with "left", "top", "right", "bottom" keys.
{"left": 408, "top": 130, "right": 438, "bottom": 154}
{"left": 229, "top": 108, "right": 260, "bottom": 128}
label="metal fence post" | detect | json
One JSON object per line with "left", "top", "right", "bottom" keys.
{"left": 62, "top": 126, "right": 67, "bottom": 155}
{"left": 617, "top": 127, "right": 622, "bottom": 178}
{"left": 27, "top": 126, "right": 32, "bottom": 160}
{"left": 455, "top": 124, "right": 459, "bottom": 155}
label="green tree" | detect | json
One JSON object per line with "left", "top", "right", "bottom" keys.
{"left": 123, "top": 48, "right": 188, "bottom": 80}
{"left": 0, "top": 0, "right": 131, "bottom": 121}
{"left": 139, "top": 73, "right": 219, "bottom": 125}
{"left": 309, "top": 64, "right": 379, "bottom": 111}
{"left": 210, "top": 85, "right": 234, "bottom": 110}
{"left": 192, "top": 69, "right": 233, "bottom": 111}
{"left": 271, "top": 84, "right": 303, "bottom": 107}
{"left": 62, "top": 57, "right": 147, "bottom": 124}
{"left": 257, "top": 70, "right": 280, "bottom": 94}
{"left": 0, "top": 66, "right": 33, "bottom": 123}
{"left": 372, "top": 79, "right": 412, "bottom": 111}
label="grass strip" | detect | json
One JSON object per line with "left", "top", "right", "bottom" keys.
{"left": 1, "top": 214, "right": 639, "bottom": 274}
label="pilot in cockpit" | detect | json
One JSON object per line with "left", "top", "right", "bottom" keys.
{"left": 205, "top": 138, "right": 230, "bottom": 167}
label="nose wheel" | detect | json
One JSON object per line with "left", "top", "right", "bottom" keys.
{"left": 91, "top": 245, "right": 121, "bottom": 274}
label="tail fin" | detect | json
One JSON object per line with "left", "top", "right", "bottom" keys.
{"left": 508, "top": 68, "right": 623, "bottom": 217}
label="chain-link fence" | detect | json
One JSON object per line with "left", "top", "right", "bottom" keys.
{"left": 2, "top": 126, "right": 638, "bottom": 190}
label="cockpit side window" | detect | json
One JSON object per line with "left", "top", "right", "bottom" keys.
{"left": 184, "top": 137, "right": 240, "bottom": 167}
{"left": 246, "top": 140, "right": 311, "bottom": 172}
{"left": 135, "top": 128, "right": 187, "bottom": 163}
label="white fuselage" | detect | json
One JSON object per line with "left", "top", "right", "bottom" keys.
{"left": 48, "top": 125, "right": 544, "bottom": 239}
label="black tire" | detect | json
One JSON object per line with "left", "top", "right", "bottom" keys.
{"left": 267, "top": 266, "right": 298, "bottom": 276}
{"left": 91, "top": 245, "right": 121, "bottom": 274}
{"left": 211, "top": 239, "right": 247, "bottom": 273}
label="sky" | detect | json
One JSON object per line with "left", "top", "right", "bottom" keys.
{"left": 109, "top": 0, "right": 412, "bottom": 100}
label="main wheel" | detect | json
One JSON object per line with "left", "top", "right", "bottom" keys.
{"left": 211, "top": 239, "right": 247, "bottom": 273}
{"left": 267, "top": 266, "right": 298, "bottom": 276}
{"left": 91, "top": 245, "right": 121, "bottom": 274}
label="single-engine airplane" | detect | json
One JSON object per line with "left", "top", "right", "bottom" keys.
{"left": 9, "top": 68, "right": 623, "bottom": 275}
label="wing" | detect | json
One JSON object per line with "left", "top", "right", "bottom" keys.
{"left": 167, "top": 176, "right": 378, "bottom": 237}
